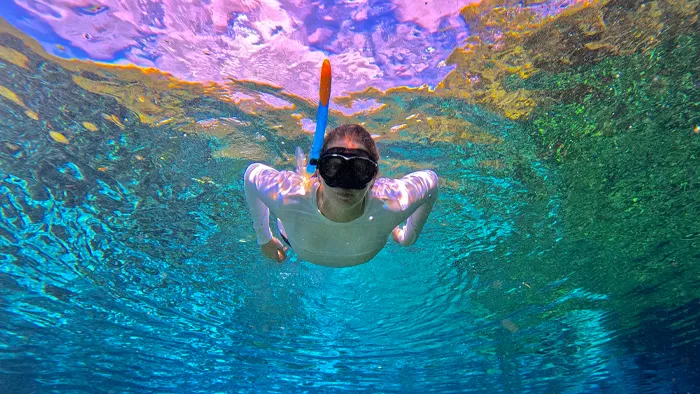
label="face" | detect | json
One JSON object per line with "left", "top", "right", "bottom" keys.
{"left": 318, "top": 137, "right": 377, "bottom": 207}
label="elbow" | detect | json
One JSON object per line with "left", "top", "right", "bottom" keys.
{"left": 243, "top": 164, "right": 265, "bottom": 198}
{"left": 414, "top": 170, "right": 439, "bottom": 199}
{"left": 426, "top": 170, "right": 439, "bottom": 200}
{"left": 244, "top": 163, "right": 264, "bottom": 187}
{"left": 244, "top": 163, "right": 259, "bottom": 180}
{"left": 425, "top": 170, "right": 439, "bottom": 189}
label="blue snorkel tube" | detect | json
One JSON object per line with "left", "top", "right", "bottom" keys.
{"left": 306, "top": 59, "right": 332, "bottom": 174}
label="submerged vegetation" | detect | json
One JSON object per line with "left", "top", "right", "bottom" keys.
{"left": 2, "top": 0, "right": 698, "bottom": 304}
{"left": 1, "top": 0, "right": 698, "bottom": 296}
{"left": 1, "top": 0, "right": 699, "bottom": 389}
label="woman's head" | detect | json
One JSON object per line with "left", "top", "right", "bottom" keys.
{"left": 321, "top": 124, "right": 379, "bottom": 161}
{"left": 317, "top": 124, "right": 379, "bottom": 206}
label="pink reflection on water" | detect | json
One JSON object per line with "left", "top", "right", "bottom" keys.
{"left": 334, "top": 99, "right": 384, "bottom": 116}
{"left": 299, "top": 118, "right": 315, "bottom": 134}
{"left": 258, "top": 93, "right": 293, "bottom": 109}
{"left": 393, "top": 0, "right": 476, "bottom": 31}
{"left": 12, "top": 0, "right": 584, "bottom": 102}
{"left": 12, "top": 0, "right": 469, "bottom": 100}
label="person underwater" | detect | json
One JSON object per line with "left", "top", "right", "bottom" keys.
{"left": 244, "top": 124, "right": 439, "bottom": 268}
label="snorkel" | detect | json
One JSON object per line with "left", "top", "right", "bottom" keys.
{"left": 306, "top": 59, "right": 332, "bottom": 174}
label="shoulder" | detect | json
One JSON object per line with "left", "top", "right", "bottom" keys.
{"left": 370, "top": 170, "right": 438, "bottom": 210}
{"left": 395, "top": 170, "right": 438, "bottom": 188}
{"left": 371, "top": 170, "right": 438, "bottom": 196}
{"left": 244, "top": 163, "right": 312, "bottom": 198}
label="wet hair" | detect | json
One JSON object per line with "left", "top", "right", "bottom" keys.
{"left": 321, "top": 124, "right": 379, "bottom": 162}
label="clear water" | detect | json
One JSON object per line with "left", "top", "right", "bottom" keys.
{"left": 1, "top": 0, "right": 699, "bottom": 392}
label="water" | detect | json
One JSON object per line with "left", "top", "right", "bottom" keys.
{"left": 1, "top": 0, "right": 699, "bottom": 392}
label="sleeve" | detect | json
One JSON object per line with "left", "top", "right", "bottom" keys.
{"left": 244, "top": 163, "right": 293, "bottom": 245}
{"left": 385, "top": 170, "right": 439, "bottom": 246}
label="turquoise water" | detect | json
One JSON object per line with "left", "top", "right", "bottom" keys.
{"left": 1, "top": 0, "right": 700, "bottom": 392}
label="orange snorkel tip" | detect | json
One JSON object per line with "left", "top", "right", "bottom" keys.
{"left": 319, "top": 59, "right": 331, "bottom": 107}
{"left": 306, "top": 59, "right": 332, "bottom": 174}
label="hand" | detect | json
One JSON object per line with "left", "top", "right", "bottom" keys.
{"left": 393, "top": 225, "right": 417, "bottom": 246}
{"left": 260, "top": 237, "right": 289, "bottom": 262}
{"left": 392, "top": 226, "right": 405, "bottom": 244}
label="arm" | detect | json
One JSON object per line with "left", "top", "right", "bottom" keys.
{"left": 243, "top": 163, "right": 275, "bottom": 245}
{"left": 243, "top": 162, "right": 308, "bottom": 248}
{"left": 245, "top": 163, "right": 301, "bottom": 262}
{"left": 391, "top": 170, "right": 439, "bottom": 246}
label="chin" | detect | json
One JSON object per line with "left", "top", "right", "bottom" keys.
{"left": 332, "top": 189, "right": 362, "bottom": 203}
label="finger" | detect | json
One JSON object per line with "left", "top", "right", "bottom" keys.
{"left": 276, "top": 249, "right": 286, "bottom": 262}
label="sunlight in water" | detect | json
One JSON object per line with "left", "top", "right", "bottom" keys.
{"left": 1, "top": 0, "right": 699, "bottom": 392}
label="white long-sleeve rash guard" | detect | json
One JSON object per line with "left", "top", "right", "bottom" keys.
{"left": 244, "top": 163, "right": 438, "bottom": 267}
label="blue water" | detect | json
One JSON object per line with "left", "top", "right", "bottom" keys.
{"left": 2, "top": 2, "right": 700, "bottom": 393}
{"left": 0, "top": 81, "right": 695, "bottom": 392}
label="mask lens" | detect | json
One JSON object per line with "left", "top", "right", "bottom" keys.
{"left": 351, "top": 159, "right": 376, "bottom": 183}
{"left": 319, "top": 153, "right": 377, "bottom": 189}
{"left": 320, "top": 156, "right": 343, "bottom": 178}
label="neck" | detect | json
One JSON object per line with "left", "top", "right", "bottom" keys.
{"left": 317, "top": 186, "right": 365, "bottom": 223}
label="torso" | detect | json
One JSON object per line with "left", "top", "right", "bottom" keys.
{"left": 277, "top": 182, "right": 403, "bottom": 267}
{"left": 245, "top": 163, "right": 436, "bottom": 267}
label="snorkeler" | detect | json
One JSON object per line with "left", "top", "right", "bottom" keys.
{"left": 243, "top": 124, "right": 438, "bottom": 267}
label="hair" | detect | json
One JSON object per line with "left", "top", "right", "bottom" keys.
{"left": 321, "top": 124, "right": 379, "bottom": 161}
